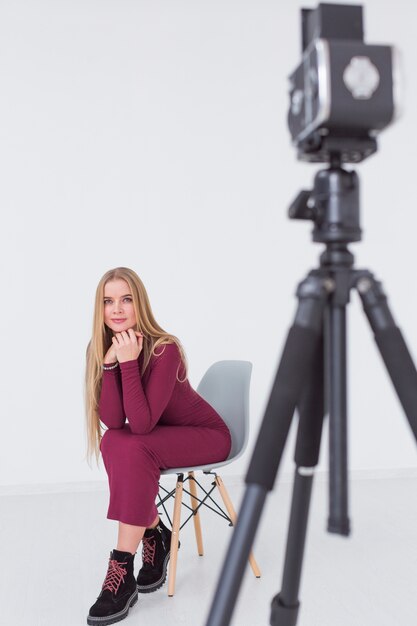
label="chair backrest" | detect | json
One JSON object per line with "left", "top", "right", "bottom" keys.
{"left": 196, "top": 360, "right": 252, "bottom": 462}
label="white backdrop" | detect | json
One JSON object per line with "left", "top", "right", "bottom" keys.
{"left": 1, "top": 0, "right": 416, "bottom": 492}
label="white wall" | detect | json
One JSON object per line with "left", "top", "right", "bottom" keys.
{"left": 1, "top": 0, "right": 416, "bottom": 492}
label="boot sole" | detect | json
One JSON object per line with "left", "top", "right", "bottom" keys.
{"left": 87, "top": 589, "right": 138, "bottom": 625}
{"left": 137, "top": 541, "right": 181, "bottom": 594}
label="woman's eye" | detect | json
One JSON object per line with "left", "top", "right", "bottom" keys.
{"left": 104, "top": 297, "right": 132, "bottom": 304}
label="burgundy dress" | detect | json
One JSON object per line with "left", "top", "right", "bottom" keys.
{"left": 99, "top": 342, "right": 232, "bottom": 526}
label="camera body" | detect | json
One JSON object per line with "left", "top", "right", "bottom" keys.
{"left": 288, "top": 3, "right": 398, "bottom": 163}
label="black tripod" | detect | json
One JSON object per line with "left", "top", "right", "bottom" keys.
{"left": 205, "top": 163, "right": 417, "bottom": 626}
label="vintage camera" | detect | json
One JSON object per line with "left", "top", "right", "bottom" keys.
{"left": 287, "top": 3, "right": 400, "bottom": 163}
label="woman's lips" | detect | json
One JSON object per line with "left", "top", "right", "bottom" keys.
{"left": 112, "top": 319, "right": 126, "bottom": 323}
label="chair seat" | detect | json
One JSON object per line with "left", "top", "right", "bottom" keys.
{"left": 160, "top": 456, "right": 233, "bottom": 475}
{"left": 160, "top": 447, "right": 248, "bottom": 475}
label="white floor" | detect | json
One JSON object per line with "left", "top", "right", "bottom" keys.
{"left": 1, "top": 472, "right": 416, "bottom": 626}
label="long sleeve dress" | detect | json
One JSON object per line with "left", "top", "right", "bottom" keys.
{"left": 99, "top": 342, "right": 232, "bottom": 526}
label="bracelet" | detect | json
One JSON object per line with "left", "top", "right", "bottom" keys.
{"left": 102, "top": 362, "right": 119, "bottom": 371}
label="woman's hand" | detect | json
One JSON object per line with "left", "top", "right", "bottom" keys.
{"left": 113, "top": 329, "right": 144, "bottom": 364}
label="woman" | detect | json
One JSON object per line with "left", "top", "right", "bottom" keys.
{"left": 84, "top": 267, "right": 232, "bottom": 626}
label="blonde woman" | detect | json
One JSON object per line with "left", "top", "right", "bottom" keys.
{"left": 84, "top": 267, "right": 232, "bottom": 626}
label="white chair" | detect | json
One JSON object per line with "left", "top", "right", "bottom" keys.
{"left": 157, "top": 360, "right": 261, "bottom": 596}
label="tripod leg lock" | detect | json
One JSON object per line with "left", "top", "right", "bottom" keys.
{"left": 294, "top": 272, "right": 334, "bottom": 331}
{"left": 270, "top": 594, "right": 299, "bottom": 626}
{"left": 353, "top": 270, "right": 396, "bottom": 330}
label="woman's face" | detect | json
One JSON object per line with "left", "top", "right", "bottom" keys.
{"left": 103, "top": 279, "right": 137, "bottom": 335}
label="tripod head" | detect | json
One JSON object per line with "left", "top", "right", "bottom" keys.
{"left": 288, "top": 160, "right": 361, "bottom": 247}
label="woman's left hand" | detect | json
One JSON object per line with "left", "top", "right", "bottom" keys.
{"left": 113, "top": 329, "right": 144, "bottom": 363}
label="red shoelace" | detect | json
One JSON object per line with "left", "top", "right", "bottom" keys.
{"left": 142, "top": 536, "right": 156, "bottom": 566}
{"left": 102, "top": 558, "right": 127, "bottom": 594}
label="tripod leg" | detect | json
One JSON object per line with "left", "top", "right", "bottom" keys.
{"left": 271, "top": 333, "right": 325, "bottom": 626}
{"left": 204, "top": 273, "right": 332, "bottom": 626}
{"left": 356, "top": 272, "right": 417, "bottom": 440}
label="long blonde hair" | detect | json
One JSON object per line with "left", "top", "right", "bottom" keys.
{"left": 83, "top": 267, "right": 188, "bottom": 468}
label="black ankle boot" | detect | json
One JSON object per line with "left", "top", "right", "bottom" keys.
{"left": 87, "top": 549, "right": 138, "bottom": 625}
{"left": 137, "top": 518, "right": 180, "bottom": 593}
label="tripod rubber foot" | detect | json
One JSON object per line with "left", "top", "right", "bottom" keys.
{"left": 327, "top": 516, "right": 350, "bottom": 536}
{"left": 270, "top": 594, "right": 299, "bottom": 626}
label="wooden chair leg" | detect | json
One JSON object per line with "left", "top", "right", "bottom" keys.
{"left": 188, "top": 471, "right": 204, "bottom": 556}
{"left": 167, "top": 474, "right": 184, "bottom": 596}
{"left": 214, "top": 474, "right": 261, "bottom": 578}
